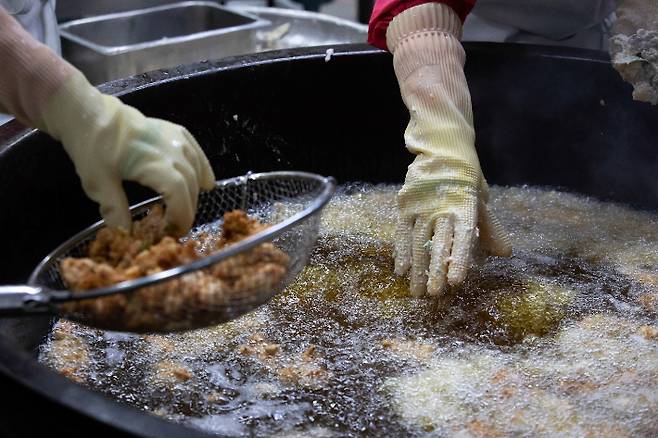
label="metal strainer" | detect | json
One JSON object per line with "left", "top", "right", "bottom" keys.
{"left": 0, "top": 171, "right": 335, "bottom": 333}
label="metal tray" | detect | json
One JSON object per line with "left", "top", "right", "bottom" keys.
{"left": 60, "top": 1, "right": 270, "bottom": 83}
{"left": 228, "top": 5, "right": 367, "bottom": 52}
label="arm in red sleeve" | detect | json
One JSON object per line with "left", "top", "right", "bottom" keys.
{"left": 368, "top": 0, "right": 476, "bottom": 50}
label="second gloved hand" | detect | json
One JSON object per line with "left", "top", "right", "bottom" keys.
{"left": 387, "top": 3, "right": 512, "bottom": 297}
{"left": 37, "top": 71, "right": 216, "bottom": 233}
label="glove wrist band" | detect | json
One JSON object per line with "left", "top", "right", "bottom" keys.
{"left": 386, "top": 3, "right": 463, "bottom": 54}
{"left": 391, "top": 31, "right": 466, "bottom": 83}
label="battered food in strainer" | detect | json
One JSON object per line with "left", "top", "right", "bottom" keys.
{"left": 0, "top": 171, "right": 335, "bottom": 333}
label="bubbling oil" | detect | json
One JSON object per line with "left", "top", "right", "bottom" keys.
{"left": 39, "top": 184, "right": 658, "bottom": 437}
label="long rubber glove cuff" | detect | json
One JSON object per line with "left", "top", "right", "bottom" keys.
{"left": 388, "top": 3, "right": 511, "bottom": 298}
{"left": 0, "top": 9, "right": 215, "bottom": 233}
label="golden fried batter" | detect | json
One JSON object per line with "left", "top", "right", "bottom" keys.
{"left": 152, "top": 360, "right": 193, "bottom": 384}
{"left": 88, "top": 205, "right": 169, "bottom": 268}
{"left": 59, "top": 207, "right": 289, "bottom": 332}
{"left": 639, "top": 293, "right": 658, "bottom": 315}
{"left": 43, "top": 320, "right": 90, "bottom": 383}
{"left": 639, "top": 325, "right": 658, "bottom": 340}
{"left": 381, "top": 338, "right": 434, "bottom": 362}
{"left": 218, "top": 210, "right": 269, "bottom": 246}
{"left": 238, "top": 332, "right": 281, "bottom": 359}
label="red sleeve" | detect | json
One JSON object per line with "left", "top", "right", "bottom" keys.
{"left": 368, "top": 0, "right": 476, "bottom": 51}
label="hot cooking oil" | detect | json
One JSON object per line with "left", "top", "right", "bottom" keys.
{"left": 39, "top": 184, "right": 658, "bottom": 437}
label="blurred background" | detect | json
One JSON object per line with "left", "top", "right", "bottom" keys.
{"left": 52, "top": 0, "right": 616, "bottom": 86}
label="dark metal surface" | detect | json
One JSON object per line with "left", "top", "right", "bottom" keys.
{"left": 358, "top": 0, "right": 373, "bottom": 24}
{"left": 0, "top": 43, "right": 656, "bottom": 436}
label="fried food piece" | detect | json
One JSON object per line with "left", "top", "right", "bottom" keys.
{"left": 281, "top": 346, "right": 330, "bottom": 387}
{"left": 145, "top": 335, "right": 175, "bottom": 356}
{"left": 43, "top": 320, "right": 90, "bottom": 383}
{"left": 217, "top": 209, "right": 269, "bottom": 247}
{"left": 61, "top": 237, "right": 198, "bottom": 290}
{"left": 133, "top": 237, "right": 198, "bottom": 274}
{"left": 301, "top": 344, "right": 317, "bottom": 362}
{"left": 88, "top": 205, "right": 168, "bottom": 267}
{"left": 60, "top": 258, "right": 129, "bottom": 290}
{"left": 638, "top": 325, "right": 658, "bottom": 340}
{"left": 88, "top": 227, "right": 138, "bottom": 268}
{"left": 466, "top": 419, "right": 503, "bottom": 438}
{"left": 236, "top": 335, "right": 329, "bottom": 387}
{"left": 558, "top": 378, "right": 599, "bottom": 395}
{"left": 381, "top": 338, "right": 434, "bottom": 362}
{"left": 59, "top": 209, "right": 289, "bottom": 332}
{"left": 237, "top": 332, "right": 281, "bottom": 359}
{"left": 152, "top": 360, "right": 193, "bottom": 385}
{"left": 131, "top": 205, "right": 170, "bottom": 243}
{"left": 639, "top": 293, "right": 658, "bottom": 315}
{"left": 278, "top": 363, "right": 328, "bottom": 385}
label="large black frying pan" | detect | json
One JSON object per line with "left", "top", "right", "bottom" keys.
{"left": 0, "top": 43, "right": 655, "bottom": 437}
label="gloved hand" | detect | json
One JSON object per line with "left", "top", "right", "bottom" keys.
{"left": 0, "top": 8, "right": 215, "bottom": 233}
{"left": 37, "top": 71, "right": 216, "bottom": 233}
{"left": 387, "top": 3, "right": 511, "bottom": 297}
{"left": 609, "top": 0, "right": 658, "bottom": 105}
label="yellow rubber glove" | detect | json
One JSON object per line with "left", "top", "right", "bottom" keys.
{"left": 387, "top": 3, "right": 512, "bottom": 297}
{"left": 0, "top": 8, "right": 215, "bottom": 233}
{"left": 36, "top": 71, "right": 216, "bottom": 233}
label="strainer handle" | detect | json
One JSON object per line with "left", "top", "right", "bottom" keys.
{"left": 0, "top": 286, "right": 55, "bottom": 315}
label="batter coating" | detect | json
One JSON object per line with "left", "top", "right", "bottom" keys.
{"left": 59, "top": 207, "right": 289, "bottom": 332}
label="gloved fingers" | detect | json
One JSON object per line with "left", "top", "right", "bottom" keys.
{"left": 183, "top": 129, "right": 216, "bottom": 191}
{"left": 128, "top": 161, "right": 196, "bottom": 234}
{"left": 172, "top": 158, "right": 201, "bottom": 214}
{"left": 124, "top": 143, "right": 200, "bottom": 209}
{"left": 394, "top": 216, "right": 413, "bottom": 276}
{"left": 179, "top": 139, "right": 203, "bottom": 184}
{"left": 427, "top": 215, "right": 453, "bottom": 296}
{"left": 410, "top": 217, "right": 433, "bottom": 297}
{"left": 447, "top": 199, "right": 478, "bottom": 286}
{"left": 478, "top": 201, "right": 512, "bottom": 257}
{"left": 161, "top": 170, "right": 197, "bottom": 234}
{"left": 82, "top": 176, "right": 132, "bottom": 231}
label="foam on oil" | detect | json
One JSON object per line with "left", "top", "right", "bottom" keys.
{"left": 39, "top": 184, "right": 658, "bottom": 437}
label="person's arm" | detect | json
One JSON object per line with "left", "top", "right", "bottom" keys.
{"left": 369, "top": 1, "right": 511, "bottom": 297}
{"left": 368, "top": 0, "right": 476, "bottom": 50}
{"left": 0, "top": 7, "right": 69, "bottom": 122}
{"left": 0, "top": 8, "right": 215, "bottom": 233}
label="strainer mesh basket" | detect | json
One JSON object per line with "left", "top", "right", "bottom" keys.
{"left": 28, "top": 172, "right": 334, "bottom": 333}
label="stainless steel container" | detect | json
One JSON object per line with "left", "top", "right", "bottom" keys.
{"left": 228, "top": 6, "right": 367, "bottom": 51}
{"left": 60, "top": 1, "right": 270, "bottom": 84}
